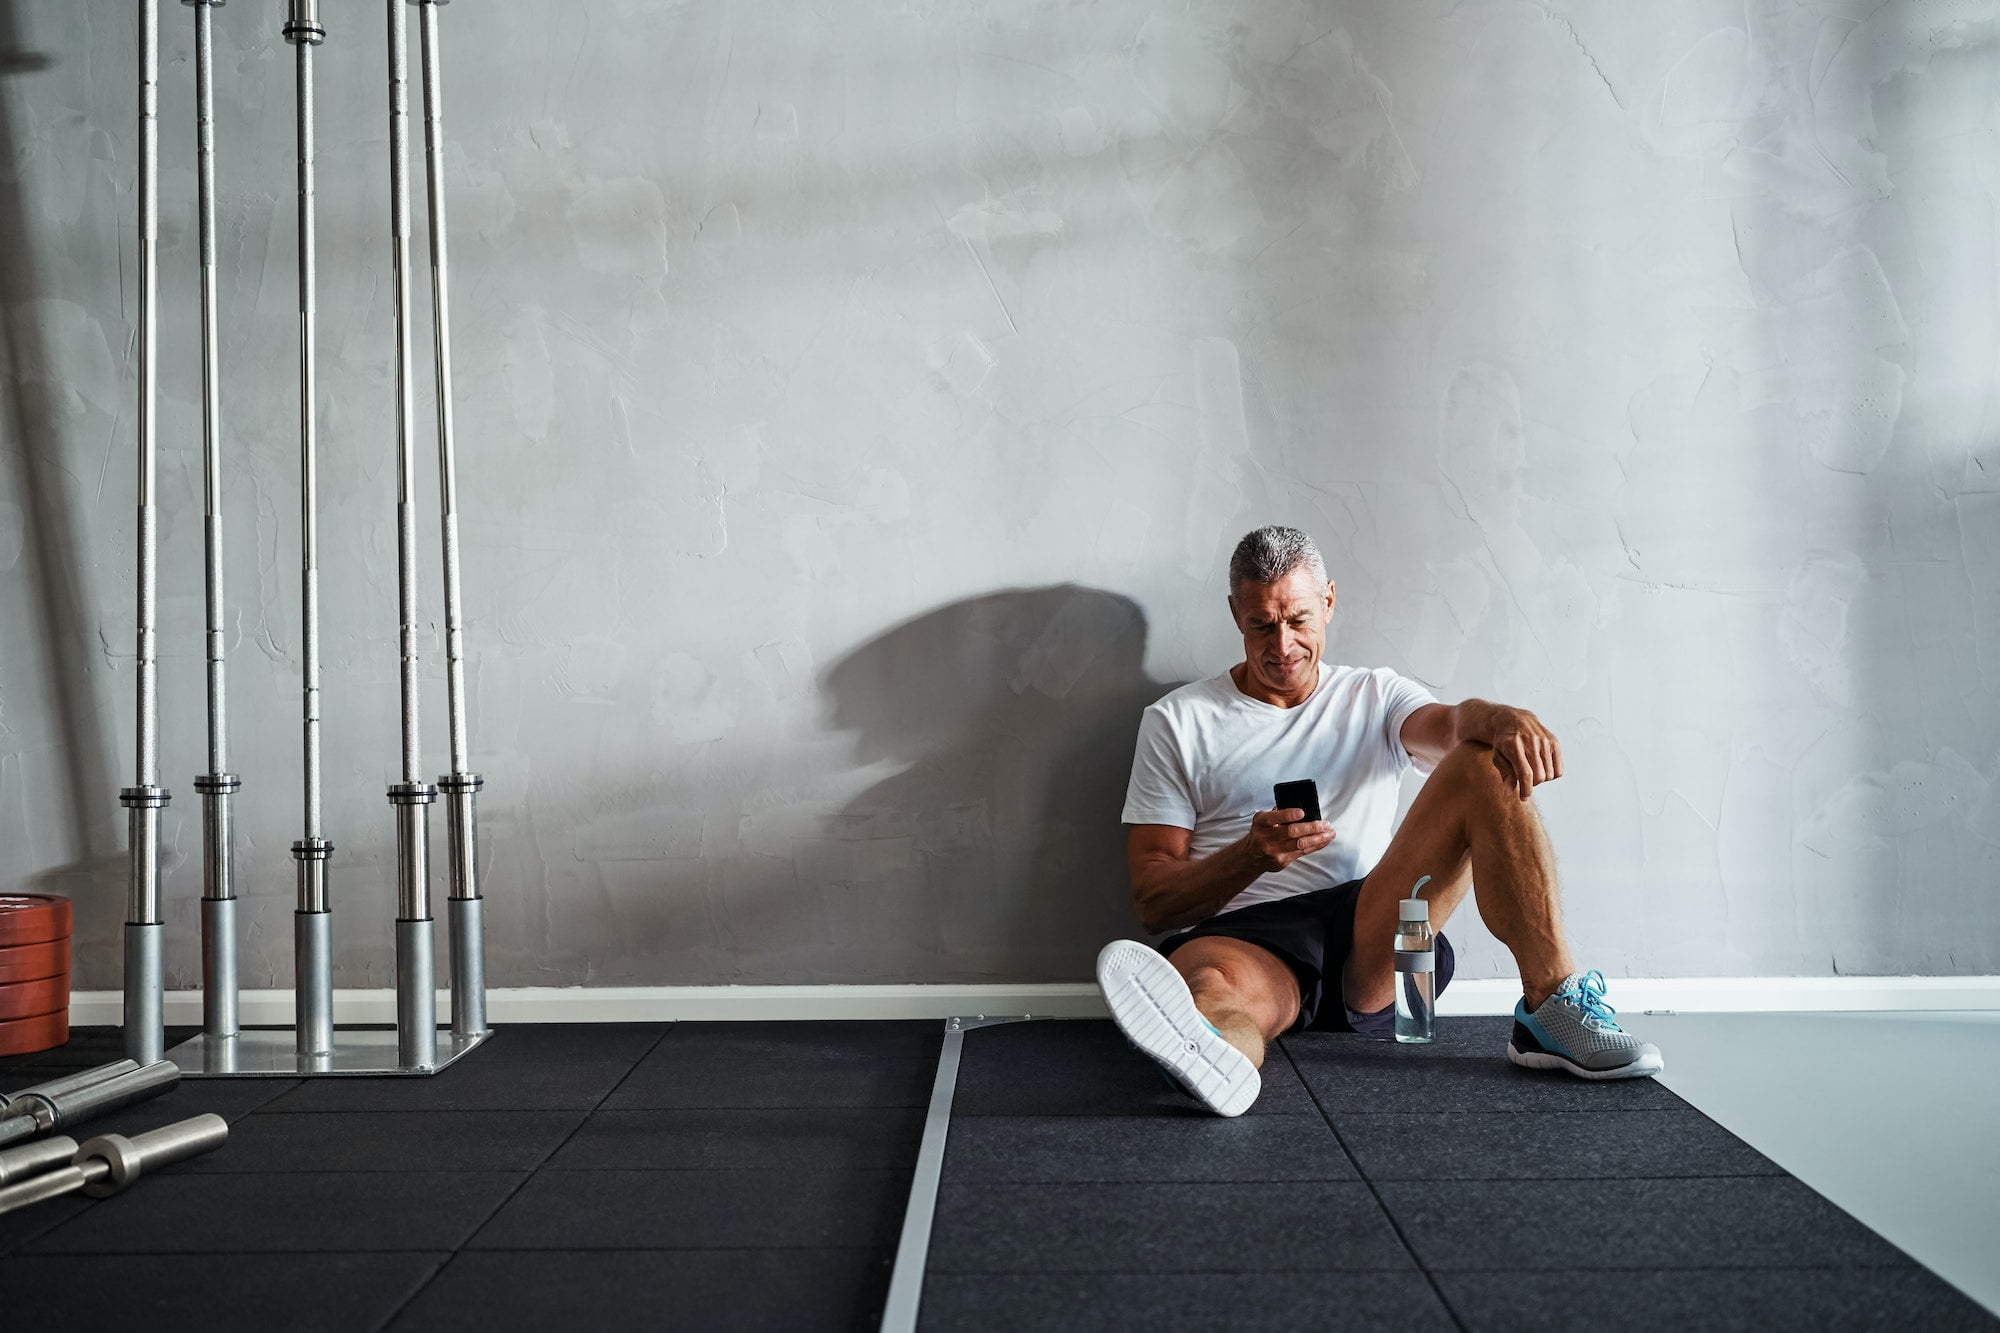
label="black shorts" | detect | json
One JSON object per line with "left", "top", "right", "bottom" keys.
{"left": 1157, "top": 879, "right": 1457, "bottom": 1033}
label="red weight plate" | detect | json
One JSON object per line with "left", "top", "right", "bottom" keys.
{"left": 0, "top": 938, "right": 68, "bottom": 984}
{"left": 0, "top": 1009, "right": 67, "bottom": 1057}
{"left": 0, "top": 895, "right": 72, "bottom": 947}
{"left": 0, "top": 974, "right": 67, "bottom": 1021}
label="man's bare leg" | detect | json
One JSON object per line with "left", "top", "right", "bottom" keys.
{"left": 1344, "top": 740, "right": 1577, "bottom": 1015}
{"left": 1165, "top": 936, "right": 1300, "bottom": 1069}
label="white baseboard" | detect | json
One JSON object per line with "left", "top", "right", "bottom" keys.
{"left": 1438, "top": 975, "right": 2000, "bottom": 1016}
{"left": 63, "top": 975, "right": 2000, "bottom": 1026}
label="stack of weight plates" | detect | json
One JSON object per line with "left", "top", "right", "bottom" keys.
{"left": 0, "top": 895, "right": 72, "bottom": 1055}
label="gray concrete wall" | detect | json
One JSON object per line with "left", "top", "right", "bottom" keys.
{"left": 2, "top": 1, "right": 1997, "bottom": 990}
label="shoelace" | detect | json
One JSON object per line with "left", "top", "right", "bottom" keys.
{"left": 1557, "top": 969, "right": 1623, "bottom": 1032}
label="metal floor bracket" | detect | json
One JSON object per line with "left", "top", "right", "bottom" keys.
{"left": 880, "top": 1015, "right": 1039, "bottom": 1333}
{"left": 165, "top": 1027, "right": 489, "bottom": 1078}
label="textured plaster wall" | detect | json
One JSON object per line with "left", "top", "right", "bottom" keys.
{"left": 1, "top": 1, "right": 1997, "bottom": 990}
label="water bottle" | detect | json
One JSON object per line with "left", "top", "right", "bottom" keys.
{"left": 1394, "top": 883, "right": 1434, "bottom": 1044}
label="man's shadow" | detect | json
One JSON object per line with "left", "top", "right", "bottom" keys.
{"left": 822, "top": 586, "right": 1181, "bottom": 980}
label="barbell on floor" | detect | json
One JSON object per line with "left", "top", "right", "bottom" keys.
{"left": 0, "top": 1114, "right": 228, "bottom": 1217}
{"left": 0, "top": 1060, "right": 180, "bottom": 1149}
{"left": 0, "top": 1059, "right": 140, "bottom": 1115}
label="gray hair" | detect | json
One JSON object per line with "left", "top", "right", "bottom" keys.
{"left": 1228, "top": 525, "right": 1327, "bottom": 591}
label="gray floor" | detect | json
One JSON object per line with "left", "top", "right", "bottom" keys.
{"left": 1628, "top": 1009, "right": 2000, "bottom": 1318}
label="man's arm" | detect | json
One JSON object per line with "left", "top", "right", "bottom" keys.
{"left": 1126, "top": 814, "right": 1334, "bottom": 934}
{"left": 1400, "top": 699, "right": 1563, "bottom": 800}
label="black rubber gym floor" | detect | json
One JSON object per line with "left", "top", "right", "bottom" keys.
{"left": 0, "top": 1021, "right": 931, "bottom": 1331}
{"left": 923, "top": 1018, "right": 1997, "bottom": 1333}
{"left": 0, "top": 1018, "right": 1992, "bottom": 1331}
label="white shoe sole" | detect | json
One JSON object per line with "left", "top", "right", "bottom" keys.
{"left": 1095, "top": 939, "right": 1260, "bottom": 1117}
{"left": 1507, "top": 1042, "right": 1665, "bottom": 1081}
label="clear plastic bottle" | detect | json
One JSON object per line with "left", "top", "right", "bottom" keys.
{"left": 1394, "top": 892, "right": 1435, "bottom": 1044}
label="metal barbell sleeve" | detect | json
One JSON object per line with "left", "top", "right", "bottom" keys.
{"left": 0, "top": 1060, "right": 181, "bottom": 1148}
{"left": 0, "top": 1136, "right": 78, "bottom": 1186}
{"left": 0, "top": 1060, "right": 141, "bottom": 1115}
{"left": 0, "top": 1114, "right": 228, "bottom": 1217}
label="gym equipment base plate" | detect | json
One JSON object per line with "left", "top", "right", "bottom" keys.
{"left": 165, "top": 1027, "right": 489, "bottom": 1078}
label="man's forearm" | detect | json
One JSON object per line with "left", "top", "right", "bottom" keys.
{"left": 1132, "top": 840, "right": 1264, "bottom": 934}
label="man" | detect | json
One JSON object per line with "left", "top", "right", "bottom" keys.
{"left": 1097, "top": 525, "right": 1661, "bottom": 1117}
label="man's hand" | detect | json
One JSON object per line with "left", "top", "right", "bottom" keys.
{"left": 1242, "top": 808, "right": 1335, "bottom": 873}
{"left": 1479, "top": 706, "right": 1563, "bottom": 800}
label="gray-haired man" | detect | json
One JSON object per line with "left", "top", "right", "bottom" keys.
{"left": 1096, "top": 525, "right": 1661, "bottom": 1116}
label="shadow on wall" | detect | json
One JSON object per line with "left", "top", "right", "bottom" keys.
{"left": 0, "top": 6, "right": 125, "bottom": 970}
{"left": 821, "top": 585, "right": 1180, "bottom": 982}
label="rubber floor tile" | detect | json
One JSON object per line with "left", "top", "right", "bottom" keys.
{"left": 0, "top": 1252, "right": 447, "bottom": 1332}
{"left": 178, "top": 1109, "right": 586, "bottom": 1172}
{"left": 942, "top": 1114, "right": 1355, "bottom": 1183}
{"left": 1407, "top": 1014, "right": 1516, "bottom": 1055}
{"left": 1379, "top": 1177, "right": 1915, "bottom": 1272}
{"left": 1285, "top": 1041, "right": 1682, "bottom": 1113}
{"left": 461, "top": 1023, "right": 669, "bottom": 1066}
{"left": 2, "top": 1025, "right": 199, "bottom": 1071}
{"left": 1337, "top": 1109, "right": 1782, "bottom": 1180}
{"left": 605, "top": 1055, "right": 938, "bottom": 1110}
{"left": 1283, "top": 1016, "right": 1515, "bottom": 1061}
{"left": 927, "top": 1181, "right": 1413, "bottom": 1274}
{"left": 469, "top": 1168, "right": 912, "bottom": 1250}
{"left": 72, "top": 1075, "right": 302, "bottom": 1138}
{"left": 26, "top": 1169, "right": 523, "bottom": 1253}
{"left": 953, "top": 1020, "right": 1315, "bottom": 1116}
{"left": 0, "top": 1193, "right": 88, "bottom": 1257}
{"left": 391, "top": 1248, "right": 893, "bottom": 1333}
{"left": 1436, "top": 1267, "right": 1999, "bottom": 1332}
{"left": 549, "top": 1106, "right": 925, "bottom": 1170}
{"left": 262, "top": 1030, "right": 661, "bottom": 1113}
{"left": 919, "top": 1272, "right": 1457, "bottom": 1332}
{"left": 658, "top": 1019, "right": 944, "bottom": 1060}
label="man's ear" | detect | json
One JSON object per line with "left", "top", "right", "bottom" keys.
{"left": 1226, "top": 592, "right": 1238, "bottom": 625}
{"left": 1326, "top": 581, "right": 1337, "bottom": 614}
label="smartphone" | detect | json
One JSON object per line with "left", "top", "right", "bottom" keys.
{"left": 1272, "top": 779, "right": 1322, "bottom": 824}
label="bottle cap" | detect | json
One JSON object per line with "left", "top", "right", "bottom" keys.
{"left": 1398, "top": 899, "right": 1428, "bottom": 922}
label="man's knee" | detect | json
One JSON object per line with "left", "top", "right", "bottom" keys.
{"left": 1431, "top": 741, "right": 1525, "bottom": 811}
{"left": 1173, "top": 947, "right": 1299, "bottom": 1035}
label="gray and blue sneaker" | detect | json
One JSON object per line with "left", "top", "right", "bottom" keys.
{"left": 1508, "top": 970, "right": 1664, "bottom": 1080}
{"left": 1096, "top": 940, "right": 1260, "bottom": 1117}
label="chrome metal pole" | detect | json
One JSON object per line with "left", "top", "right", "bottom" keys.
{"left": 184, "top": 0, "right": 239, "bottom": 1042}
{"left": 415, "top": 0, "right": 486, "bottom": 1038}
{"left": 283, "top": 0, "right": 334, "bottom": 1058}
{"left": 387, "top": 0, "right": 436, "bottom": 1069}
{"left": 121, "top": 0, "right": 169, "bottom": 1068}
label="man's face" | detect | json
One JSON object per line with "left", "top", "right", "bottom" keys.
{"left": 1229, "top": 567, "right": 1335, "bottom": 701}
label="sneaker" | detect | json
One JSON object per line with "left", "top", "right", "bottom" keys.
{"left": 1508, "top": 970, "right": 1664, "bottom": 1080}
{"left": 1095, "top": 939, "right": 1260, "bottom": 1117}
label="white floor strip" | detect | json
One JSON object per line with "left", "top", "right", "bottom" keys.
{"left": 880, "top": 1015, "right": 1033, "bottom": 1333}
{"left": 65, "top": 975, "right": 2000, "bottom": 1027}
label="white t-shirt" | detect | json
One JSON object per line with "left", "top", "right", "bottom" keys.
{"left": 1121, "top": 662, "right": 1438, "bottom": 916}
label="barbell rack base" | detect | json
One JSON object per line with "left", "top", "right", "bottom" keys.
{"left": 164, "top": 1026, "right": 487, "bottom": 1078}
